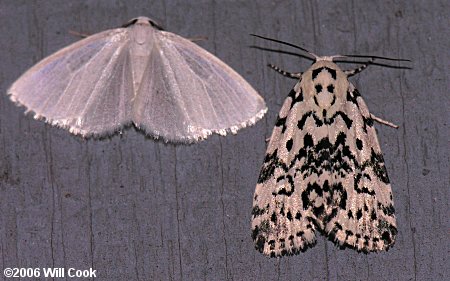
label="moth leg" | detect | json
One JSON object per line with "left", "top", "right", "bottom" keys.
{"left": 69, "top": 30, "right": 90, "bottom": 38}
{"left": 268, "top": 64, "right": 302, "bottom": 79}
{"left": 188, "top": 36, "right": 208, "bottom": 42}
{"left": 370, "top": 113, "right": 399, "bottom": 128}
{"left": 344, "top": 59, "right": 374, "bottom": 77}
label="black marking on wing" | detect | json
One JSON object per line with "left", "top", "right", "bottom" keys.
{"left": 332, "top": 112, "right": 353, "bottom": 129}
{"left": 378, "top": 203, "right": 395, "bottom": 216}
{"left": 293, "top": 111, "right": 353, "bottom": 129}
{"left": 286, "top": 138, "right": 293, "bottom": 151}
{"left": 287, "top": 89, "right": 297, "bottom": 99}
{"left": 359, "top": 115, "right": 374, "bottom": 133}
{"left": 271, "top": 212, "right": 277, "bottom": 223}
{"left": 294, "top": 132, "right": 355, "bottom": 179}
{"left": 274, "top": 174, "right": 295, "bottom": 196}
{"left": 356, "top": 138, "right": 363, "bottom": 150}
{"left": 274, "top": 89, "right": 304, "bottom": 134}
{"left": 378, "top": 220, "right": 397, "bottom": 245}
{"left": 252, "top": 204, "right": 268, "bottom": 218}
{"left": 354, "top": 173, "right": 376, "bottom": 195}
{"left": 309, "top": 111, "right": 353, "bottom": 129}
{"left": 362, "top": 149, "right": 390, "bottom": 183}
{"left": 300, "top": 180, "right": 347, "bottom": 222}
{"left": 303, "top": 133, "right": 314, "bottom": 147}
{"left": 348, "top": 210, "right": 354, "bottom": 218}
{"left": 275, "top": 116, "right": 287, "bottom": 133}
{"left": 364, "top": 117, "right": 374, "bottom": 127}
{"left": 287, "top": 88, "right": 304, "bottom": 109}
{"left": 346, "top": 88, "right": 375, "bottom": 133}
{"left": 258, "top": 149, "right": 288, "bottom": 184}
{"left": 346, "top": 89, "right": 361, "bottom": 105}
{"left": 286, "top": 210, "right": 293, "bottom": 221}
{"left": 290, "top": 90, "right": 304, "bottom": 109}
{"left": 321, "top": 181, "right": 347, "bottom": 223}
{"left": 302, "top": 182, "right": 322, "bottom": 209}
{"left": 297, "top": 112, "right": 313, "bottom": 130}
{"left": 252, "top": 220, "right": 270, "bottom": 252}
{"left": 265, "top": 112, "right": 387, "bottom": 186}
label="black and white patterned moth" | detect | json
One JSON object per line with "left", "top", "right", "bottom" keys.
{"left": 251, "top": 35, "right": 408, "bottom": 257}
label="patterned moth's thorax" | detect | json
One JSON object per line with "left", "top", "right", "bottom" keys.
{"left": 300, "top": 60, "right": 349, "bottom": 119}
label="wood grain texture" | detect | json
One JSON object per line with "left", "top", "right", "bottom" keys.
{"left": 0, "top": 0, "right": 448, "bottom": 280}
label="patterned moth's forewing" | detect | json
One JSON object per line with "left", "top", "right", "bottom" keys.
{"left": 252, "top": 60, "right": 397, "bottom": 257}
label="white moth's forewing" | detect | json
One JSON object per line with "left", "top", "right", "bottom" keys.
{"left": 8, "top": 29, "right": 133, "bottom": 136}
{"left": 132, "top": 30, "right": 267, "bottom": 142}
{"left": 8, "top": 17, "right": 266, "bottom": 142}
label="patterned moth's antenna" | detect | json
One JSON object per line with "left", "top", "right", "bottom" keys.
{"left": 332, "top": 54, "right": 411, "bottom": 77}
{"left": 341, "top": 54, "right": 411, "bottom": 62}
{"left": 250, "top": 34, "right": 319, "bottom": 60}
{"left": 250, "top": 34, "right": 410, "bottom": 63}
{"left": 251, "top": 34, "right": 318, "bottom": 79}
{"left": 251, "top": 34, "right": 411, "bottom": 79}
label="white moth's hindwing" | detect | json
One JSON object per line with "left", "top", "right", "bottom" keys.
{"left": 252, "top": 61, "right": 397, "bottom": 257}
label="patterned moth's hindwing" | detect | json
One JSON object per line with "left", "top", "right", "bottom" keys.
{"left": 252, "top": 60, "right": 397, "bottom": 257}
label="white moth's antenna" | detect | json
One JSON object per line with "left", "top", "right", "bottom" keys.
{"left": 251, "top": 34, "right": 319, "bottom": 60}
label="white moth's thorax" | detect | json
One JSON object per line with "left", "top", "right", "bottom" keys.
{"left": 299, "top": 60, "right": 348, "bottom": 116}
{"left": 127, "top": 18, "right": 157, "bottom": 96}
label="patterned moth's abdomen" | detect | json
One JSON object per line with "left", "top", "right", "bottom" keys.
{"left": 252, "top": 59, "right": 397, "bottom": 257}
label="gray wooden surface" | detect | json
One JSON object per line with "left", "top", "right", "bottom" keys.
{"left": 0, "top": 1, "right": 448, "bottom": 280}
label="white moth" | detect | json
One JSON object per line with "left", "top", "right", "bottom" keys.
{"left": 8, "top": 17, "right": 267, "bottom": 143}
{"left": 251, "top": 35, "right": 408, "bottom": 257}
